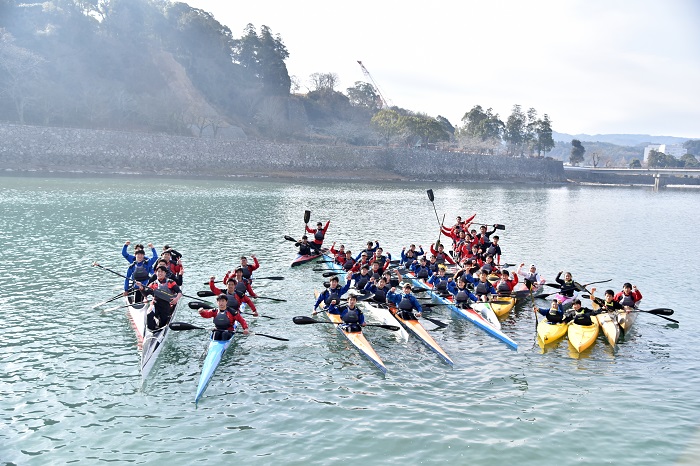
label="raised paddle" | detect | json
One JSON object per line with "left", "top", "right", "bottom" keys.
{"left": 302, "top": 209, "right": 311, "bottom": 238}
{"left": 168, "top": 322, "right": 289, "bottom": 341}
{"left": 475, "top": 223, "right": 506, "bottom": 230}
{"left": 186, "top": 301, "right": 276, "bottom": 319}
{"left": 426, "top": 189, "right": 441, "bottom": 227}
{"left": 202, "top": 277, "right": 284, "bottom": 285}
{"left": 292, "top": 315, "right": 400, "bottom": 331}
{"left": 284, "top": 235, "right": 297, "bottom": 242}
{"left": 92, "top": 290, "right": 131, "bottom": 308}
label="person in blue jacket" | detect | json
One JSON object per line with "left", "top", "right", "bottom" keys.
{"left": 474, "top": 269, "right": 497, "bottom": 302}
{"left": 447, "top": 277, "right": 478, "bottom": 307}
{"left": 364, "top": 276, "right": 391, "bottom": 304}
{"left": 534, "top": 299, "right": 566, "bottom": 323}
{"left": 410, "top": 257, "right": 433, "bottom": 280}
{"left": 122, "top": 241, "right": 157, "bottom": 264}
{"left": 387, "top": 283, "right": 423, "bottom": 320}
{"left": 327, "top": 294, "right": 365, "bottom": 332}
{"left": 427, "top": 264, "right": 451, "bottom": 293}
{"left": 313, "top": 275, "right": 351, "bottom": 313}
{"left": 125, "top": 248, "right": 157, "bottom": 302}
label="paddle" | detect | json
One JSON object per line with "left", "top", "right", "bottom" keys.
{"left": 322, "top": 271, "right": 342, "bottom": 278}
{"left": 92, "top": 261, "right": 131, "bottom": 281}
{"left": 196, "top": 290, "right": 286, "bottom": 302}
{"left": 186, "top": 301, "right": 276, "bottom": 319}
{"left": 426, "top": 189, "right": 441, "bottom": 228}
{"left": 168, "top": 321, "right": 289, "bottom": 341}
{"left": 292, "top": 315, "right": 400, "bottom": 331}
{"left": 201, "top": 277, "right": 284, "bottom": 285}
{"left": 476, "top": 223, "right": 506, "bottom": 230}
{"left": 284, "top": 235, "right": 297, "bottom": 242}
{"left": 577, "top": 279, "right": 612, "bottom": 290}
{"left": 92, "top": 290, "right": 131, "bottom": 309}
{"left": 303, "top": 209, "right": 311, "bottom": 235}
{"left": 421, "top": 315, "right": 448, "bottom": 328}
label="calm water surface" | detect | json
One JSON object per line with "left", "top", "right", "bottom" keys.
{"left": 1, "top": 175, "right": 699, "bottom": 465}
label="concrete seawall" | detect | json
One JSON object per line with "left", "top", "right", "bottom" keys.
{"left": 0, "top": 124, "right": 565, "bottom": 182}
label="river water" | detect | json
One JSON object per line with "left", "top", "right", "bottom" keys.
{"left": 1, "top": 175, "right": 698, "bottom": 465}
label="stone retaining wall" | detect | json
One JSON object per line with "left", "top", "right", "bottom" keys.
{"left": 0, "top": 124, "right": 565, "bottom": 182}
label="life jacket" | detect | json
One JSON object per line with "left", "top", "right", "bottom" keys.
{"left": 416, "top": 266, "right": 430, "bottom": 279}
{"left": 435, "top": 252, "right": 447, "bottom": 265}
{"left": 496, "top": 280, "right": 511, "bottom": 296}
{"left": 398, "top": 294, "right": 415, "bottom": 311}
{"left": 481, "top": 262, "right": 494, "bottom": 274}
{"left": 342, "top": 258, "right": 356, "bottom": 271}
{"left": 324, "top": 287, "right": 342, "bottom": 307}
{"left": 298, "top": 243, "right": 311, "bottom": 255}
{"left": 475, "top": 281, "right": 490, "bottom": 296}
{"left": 132, "top": 261, "right": 150, "bottom": 282}
{"left": 618, "top": 293, "right": 635, "bottom": 307}
{"left": 428, "top": 262, "right": 439, "bottom": 273}
{"left": 370, "top": 271, "right": 382, "bottom": 281}
{"left": 213, "top": 309, "right": 231, "bottom": 330}
{"left": 240, "top": 265, "right": 253, "bottom": 280}
{"left": 373, "top": 255, "right": 387, "bottom": 269}
{"left": 314, "top": 229, "right": 324, "bottom": 243}
{"left": 234, "top": 280, "right": 248, "bottom": 296}
{"left": 334, "top": 252, "right": 346, "bottom": 264}
{"left": 561, "top": 280, "right": 576, "bottom": 297}
{"left": 355, "top": 274, "right": 370, "bottom": 290}
{"left": 342, "top": 306, "right": 361, "bottom": 324}
{"left": 455, "top": 287, "right": 471, "bottom": 303}
{"left": 373, "top": 286, "right": 388, "bottom": 303}
{"left": 486, "top": 244, "right": 497, "bottom": 256}
{"left": 225, "top": 293, "right": 241, "bottom": 311}
{"left": 524, "top": 272, "right": 539, "bottom": 283}
{"left": 150, "top": 279, "right": 176, "bottom": 301}
{"left": 548, "top": 306, "right": 560, "bottom": 316}
{"left": 434, "top": 275, "right": 449, "bottom": 292}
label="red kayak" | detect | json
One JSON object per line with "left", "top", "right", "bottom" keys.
{"left": 291, "top": 248, "right": 327, "bottom": 267}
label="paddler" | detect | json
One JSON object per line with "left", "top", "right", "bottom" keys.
{"left": 198, "top": 294, "right": 248, "bottom": 338}
{"left": 365, "top": 276, "right": 391, "bottom": 304}
{"left": 125, "top": 248, "right": 156, "bottom": 302}
{"left": 485, "top": 235, "right": 502, "bottom": 265}
{"left": 295, "top": 236, "right": 312, "bottom": 256}
{"left": 341, "top": 251, "right": 356, "bottom": 271}
{"left": 160, "top": 249, "right": 183, "bottom": 286}
{"left": 329, "top": 242, "right": 346, "bottom": 264}
{"left": 222, "top": 267, "right": 257, "bottom": 298}
{"left": 493, "top": 269, "right": 518, "bottom": 297}
{"left": 401, "top": 244, "right": 424, "bottom": 265}
{"left": 478, "top": 254, "right": 499, "bottom": 275}
{"left": 474, "top": 269, "right": 497, "bottom": 302}
{"left": 535, "top": 299, "right": 566, "bottom": 323}
{"left": 564, "top": 299, "right": 596, "bottom": 325}
{"left": 313, "top": 275, "right": 351, "bottom": 313}
{"left": 327, "top": 294, "right": 365, "bottom": 332}
{"left": 387, "top": 283, "right": 423, "bottom": 320}
{"left": 427, "top": 264, "right": 451, "bottom": 293}
{"left": 355, "top": 241, "right": 379, "bottom": 261}
{"left": 369, "top": 247, "right": 391, "bottom": 271}
{"left": 348, "top": 264, "right": 372, "bottom": 290}
{"left": 234, "top": 255, "right": 259, "bottom": 282}
{"left": 476, "top": 224, "right": 498, "bottom": 249}
{"left": 306, "top": 220, "right": 330, "bottom": 254}
{"left": 590, "top": 288, "right": 625, "bottom": 312}
{"left": 351, "top": 251, "right": 372, "bottom": 272}
{"left": 209, "top": 276, "right": 258, "bottom": 316}
{"left": 517, "top": 263, "right": 542, "bottom": 291}
{"left": 430, "top": 242, "right": 456, "bottom": 265}
{"left": 122, "top": 241, "right": 157, "bottom": 264}
{"left": 447, "top": 277, "right": 478, "bottom": 308}
{"left": 555, "top": 271, "right": 577, "bottom": 298}
{"left": 137, "top": 265, "right": 182, "bottom": 330}
{"left": 410, "top": 256, "right": 433, "bottom": 279}
{"left": 614, "top": 283, "right": 642, "bottom": 308}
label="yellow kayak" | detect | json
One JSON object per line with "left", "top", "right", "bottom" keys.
{"left": 537, "top": 318, "right": 569, "bottom": 347}
{"left": 490, "top": 296, "right": 516, "bottom": 317}
{"left": 567, "top": 315, "right": 599, "bottom": 353}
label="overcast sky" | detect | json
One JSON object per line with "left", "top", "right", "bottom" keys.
{"left": 185, "top": 0, "right": 700, "bottom": 138}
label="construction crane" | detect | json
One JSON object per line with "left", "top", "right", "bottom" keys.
{"left": 357, "top": 60, "right": 391, "bottom": 109}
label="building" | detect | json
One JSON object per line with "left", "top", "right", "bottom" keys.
{"left": 644, "top": 144, "right": 687, "bottom": 163}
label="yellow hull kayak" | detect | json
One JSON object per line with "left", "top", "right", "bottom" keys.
{"left": 490, "top": 296, "right": 516, "bottom": 317}
{"left": 567, "top": 316, "right": 599, "bottom": 353}
{"left": 537, "top": 318, "right": 569, "bottom": 346}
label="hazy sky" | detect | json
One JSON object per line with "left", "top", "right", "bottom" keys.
{"left": 185, "top": 0, "right": 700, "bottom": 138}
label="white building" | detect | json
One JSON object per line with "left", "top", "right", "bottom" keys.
{"left": 644, "top": 143, "right": 687, "bottom": 162}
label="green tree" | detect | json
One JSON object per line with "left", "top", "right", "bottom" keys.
{"left": 534, "top": 114, "right": 554, "bottom": 157}
{"left": 629, "top": 158, "right": 642, "bottom": 168}
{"left": 683, "top": 140, "right": 700, "bottom": 156}
{"left": 371, "top": 108, "right": 402, "bottom": 145}
{"left": 232, "top": 24, "right": 291, "bottom": 95}
{"left": 570, "top": 139, "right": 585, "bottom": 165}
{"left": 504, "top": 104, "right": 526, "bottom": 156}
{"left": 346, "top": 81, "right": 380, "bottom": 110}
{"left": 460, "top": 105, "right": 503, "bottom": 141}
{"left": 681, "top": 153, "right": 699, "bottom": 168}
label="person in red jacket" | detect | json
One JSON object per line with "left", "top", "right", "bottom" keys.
{"left": 306, "top": 220, "right": 330, "bottom": 253}
{"left": 209, "top": 276, "right": 258, "bottom": 316}
{"left": 614, "top": 283, "right": 642, "bottom": 308}
{"left": 199, "top": 294, "right": 248, "bottom": 336}
{"left": 330, "top": 242, "right": 346, "bottom": 264}
{"left": 493, "top": 269, "right": 519, "bottom": 296}
{"left": 160, "top": 249, "right": 183, "bottom": 286}
{"left": 221, "top": 268, "right": 257, "bottom": 298}
{"left": 137, "top": 265, "right": 182, "bottom": 330}
{"left": 430, "top": 242, "right": 456, "bottom": 265}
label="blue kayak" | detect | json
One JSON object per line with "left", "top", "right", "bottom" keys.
{"left": 195, "top": 326, "right": 236, "bottom": 405}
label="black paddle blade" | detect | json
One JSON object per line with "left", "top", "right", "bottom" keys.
{"left": 366, "top": 324, "right": 400, "bottom": 331}
{"left": 427, "top": 189, "right": 435, "bottom": 202}
{"left": 644, "top": 308, "right": 674, "bottom": 316}
{"left": 304, "top": 210, "right": 311, "bottom": 224}
{"left": 256, "top": 296, "right": 287, "bottom": 302}
{"left": 252, "top": 332, "right": 289, "bottom": 341}
{"left": 292, "top": 315, "right": 325, "bottom": 325}
{"left": 255, "top": 276, "right": 285, "bottom": 281}
{"left": 188, "top": 301, "right": 215, "bottom": 309}
{"left": 284, "top": 235, "right": 297, "bottom": 242}
{"left": 494, "top": 224, "right": 505, "bottom": 230}
{"left": 197, "top": 290, "right": 216, "bottom": 298}
{"left": 169, "top": 322, "right": 204, "bottom": 331}
{"left": 422, "top": 316, "right": 448, "bottom": 328}
{"left": 322, "top": 271, "right": 341, "bottom": 278}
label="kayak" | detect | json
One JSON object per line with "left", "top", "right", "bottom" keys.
{"left": 536, "top": 318, "right": 569, "bottom": 347}
{"left": 555, "top": 293, "right": 577, "bottom": 310}
{"left": 567, "top": 315, "right": 599, "bottom": 352}
{"left": 139, "top": 299, "right": 180, "bottom": 382}
{"left": 195, "top": 326, "right": 236, "bottom": 405}
{"left": 403, "top": 271, "right": 517, "bottom": 351}
{"left": 469, "top": 302, "right": 502, "bottom": 330}
{"left": 387, "top": 304, "right": 454, "bottom": 366}
{"left": 314, "top": 290, "right": 387, "bottom": 374}
{"left": 291, "top": 252, "right": 322, "bottom": 267}
{"left": 513, "top": 279, "right": 547, "bottom": 299}
{"left": 593, "top": 301, "right": 639, "bottom": 348}
{"left": 359, "top": 301, "right": 410, "bottom": 341}
{"left": 489, "top": 296, "right": 517, "bottom": 317}
{"left": 126, "top": 297, "right": 148, "bottom": 350}
{"left": 617, "top": 307, "right": 638, "bottom": 337}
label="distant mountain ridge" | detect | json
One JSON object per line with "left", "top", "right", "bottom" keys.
{"left": 552, "top": 132, "right": 692, "bottom": 146}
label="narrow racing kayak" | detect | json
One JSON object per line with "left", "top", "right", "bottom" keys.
{"left": 314, "top": 290, "right": 387, "bottom": 374}
{"left": 567, "top": 315, "right": 599, "bottom": 353}
{"left": 291, "top": 252, "right": 322, "bottom": 267}
{"left": 388, "top": 304, "right": 454, "bottom": 366}
{"left": 195, "top": 326, "right": 236, "bottom": 405}
{"left": 140, "top": 300, "right": 180, "bottom": 382}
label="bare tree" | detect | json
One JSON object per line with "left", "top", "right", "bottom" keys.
{"left": 0, "top": 32, "right": 46, "bottom": 124}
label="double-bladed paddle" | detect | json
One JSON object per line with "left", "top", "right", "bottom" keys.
{"left": 186, "top": 301, "right": 275, "bottom": 319}
{"left": 168, "top": 321, "right": 289, "bottom": 341}
{"left": 292, "top": 315, "right": 400, "bottom": 331}
{"left": 196, "top": 290, "right": 287, "bottom": 302}
{"left": 92, "top": 289, "right": 131, "bottom": 309}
